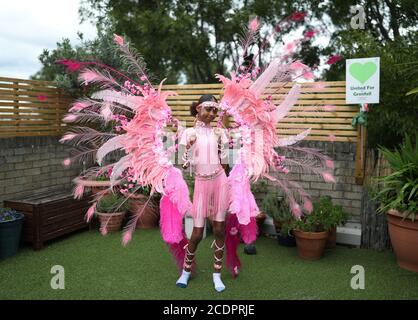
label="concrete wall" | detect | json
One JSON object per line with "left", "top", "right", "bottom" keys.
{"left": 1, "top": 137, "right": 362, "bottom": 223}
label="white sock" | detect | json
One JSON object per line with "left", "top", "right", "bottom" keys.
{"left": 213, "top": 273, "right": 225, "bottom": 292}
{"left": 176, "top": 270, "right": 191, "bottom": 288}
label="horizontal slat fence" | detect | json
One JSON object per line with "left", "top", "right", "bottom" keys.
{"left": 162, "top": 81, "right": 358, "bottom": 142}
{"left": 0, "top": 77, "right": 71, "bottom": 137}
{"left": 1, "top": 77, "right": 358, "bottom": 143}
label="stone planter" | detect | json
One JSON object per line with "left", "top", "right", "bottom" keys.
{"left": 73, "top": 178, "right": 116, "bottom": 196}
{"left": 387, "top": 210, "right": 418, "bottom": 273}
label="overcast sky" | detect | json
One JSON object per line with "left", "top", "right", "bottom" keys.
{"left": 0, "top": 0, "right": 97, "bottom": 79}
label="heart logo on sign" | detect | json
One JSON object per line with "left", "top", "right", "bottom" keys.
{"left": 349, "top": 62, "right": 377, "bottom": 84}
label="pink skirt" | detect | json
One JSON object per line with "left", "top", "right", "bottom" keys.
{"left": 190, "top": 169, "right": 229, "bottom": 227}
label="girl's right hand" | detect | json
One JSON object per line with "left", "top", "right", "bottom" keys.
{"left": 187, "top": 133, "right": 196, "bottom": 148}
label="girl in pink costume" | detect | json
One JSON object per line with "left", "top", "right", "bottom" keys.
{"left": 176, "top": 94, "right": 229, "bottom": 292}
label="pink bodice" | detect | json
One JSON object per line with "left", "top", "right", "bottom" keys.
{"left": 180, "top": 126, "right": 228, "bottom": 176}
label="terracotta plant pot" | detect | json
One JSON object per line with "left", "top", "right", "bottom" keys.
{"left": 96, "top": 211, "right": 126, "bottom": 233}
{"left": 387, "top": 210, "right": 418, "bottom": 273}
{"left": 326, "top": 226, "right": 337, "bottom": 249}
{"left": 293, "top": 229, "right": 329, "bottom": 261}
{"left": 129, "top": 194, "right": 159, "bottom": 229}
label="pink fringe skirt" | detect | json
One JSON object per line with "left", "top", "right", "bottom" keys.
{"left": 190, "top": 169, "right": 229, "bottom": 227}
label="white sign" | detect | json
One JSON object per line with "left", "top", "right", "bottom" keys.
{"left": 346, "top": 57, "right": 380, "bottom": 104}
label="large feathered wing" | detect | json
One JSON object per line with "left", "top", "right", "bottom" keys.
{"left": 59, "top": 35, "right": 192, "bottom": 268}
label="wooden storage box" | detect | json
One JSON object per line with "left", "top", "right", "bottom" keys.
{"left": 3, "top": 190, "right": 92, "bottom": 250}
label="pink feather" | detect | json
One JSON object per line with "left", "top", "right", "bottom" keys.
{"left": 63, "top": 114, "right": 78, "bottom": 123}
{"left": 85, "top": 203, "right": 96, "bottom": 222}
{"left": 322, "top": 172, "right": 336, "bottom": 183}
{"left": 114, "top": 34, "right": 124, "bottom": 46}
{"left": 326, "top": 160, "right": 335, "bottom": 169}
{"left": 59, "top": 133, "right": 76, "bottom": 143}
{"left": 239, "top": 217, "right": 258, "bottom": 244}
{"left": 62, "top": 158, "right": 71, "bottom": 167}
{"left": 73, "top": 183, "right": 84, "bottom": 200}
{"left": 122, "top": 231, "right": 132, "bottom": 246}
{"left": 225, "top": 213, "right": 241, "bottom": 278}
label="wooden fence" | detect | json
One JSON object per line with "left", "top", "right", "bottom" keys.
{"left": 163, "top": 81, "right": 359, "bottom": 143}
{"left": 1, "top": 77, "right": 359, "bottom": 140}
{"left": 0, "top": 77, "right": 72, "bottom": 137}
{"left": 0, "top": 77, "right": 366, "bottom": 182}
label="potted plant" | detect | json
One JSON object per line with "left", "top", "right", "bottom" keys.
{"left": 291, "top": 206, "right": 329, "bottom": 261}
{"left": 373, "top": 134, "right": 418, "bottom": 272}
{"left": 0, "top": 207, "right": 25, "bottom": 259}
{"left": 121, "top": 178, "right": 160, "bottom": 229}
{"left": 262, "top": 194, "right": 296, "bottom": 246}
{"left": 96, "top": 192, "right": 131, "bottom": 233}
{"left": 91, "top": 167, "right": 113, "bottom": 195}
{"left": 313, "top": 196, "right": 348, "bottom": 249}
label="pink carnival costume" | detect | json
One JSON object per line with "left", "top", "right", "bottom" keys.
{"left": 180, "top": 120, "right": 230, "bottom": 228}
{"left": 59, "top": 17, "right": 336, "bottom": 280}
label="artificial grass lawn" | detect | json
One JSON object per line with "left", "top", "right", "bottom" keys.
{"left": 1, "top": 228, "right": 418, "bottom": 300}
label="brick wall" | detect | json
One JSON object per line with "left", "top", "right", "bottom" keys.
{"left": 1, "top": 137, "right": 363, "bottom": 222}
{"left": 253, "top": 141, "right": 363, "bottom": 223}
{"left": 0, "top": 136, "right": 83, "bottom": 205}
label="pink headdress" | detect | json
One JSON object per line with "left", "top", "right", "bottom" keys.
{"left": 197, "top": 101, "right": 220, "bottom": 109}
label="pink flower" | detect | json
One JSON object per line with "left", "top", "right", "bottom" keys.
{"left": 322, "top": 172, "right": 336, "bottom": 183}
{"left": 290, "top": 12, "right": 307, "bottom": 22}
{"left": 249, "top": 17, "right": 260, "bottom": 32}
{"left": 62, "top": 158, "right": 71, "bottom": 167}
{"left": 323, "top": 105, "right": 336, "bottom": 112}
{"left": 56, "top": 59, "right": 82, "bottom": 72}
{"left": 303, "top": 198, "right": 313, "bottom": 213}
{"left": 291, "top": 204, "right": 302, "bottom": 218}
{"left": 326, "top": 54, "right": 342, "bottom": 65}
{"left": 140, "top": 75, "right": 147, "bottom": 81}
{"left": 304, "top": 29, "right": 316, "bottom": 39}
{"left": 114, "top": 34, "right": 124, "bottom": 46}
{"left": 37, "top": 95, "right": 47, "bottom": 101}
{"left": 328, "top": 134, "right": 336, "bottom": 142}
{"left": 284, "top": 41, "right": 297, "bottom": 54}
{"left": 274, "top": 24, "right": 281, "bottom": 33}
